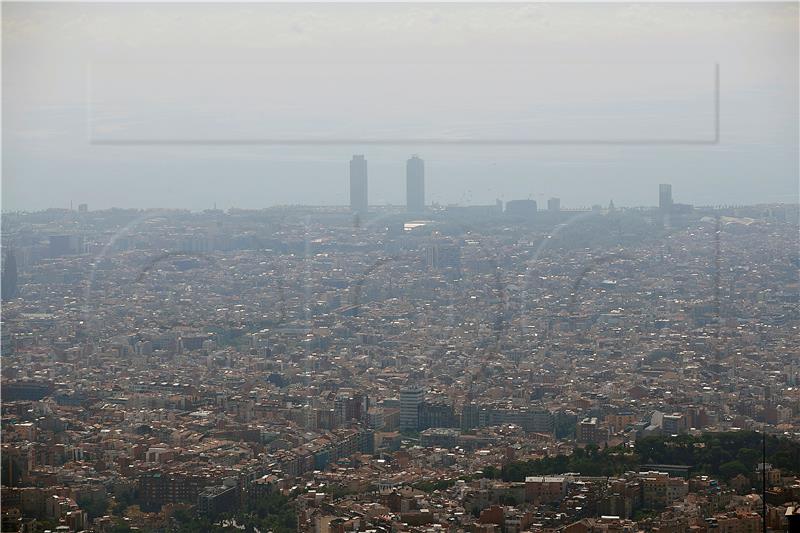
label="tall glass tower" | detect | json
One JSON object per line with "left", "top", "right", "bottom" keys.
{"left": 406, "top": 155, "right": 425, "bottom": 212}
{"left": 349, "top": 155, "right": 368, "bottom": 215}
{"left": 659, "top": 183, "right": 673, "bottom": 211}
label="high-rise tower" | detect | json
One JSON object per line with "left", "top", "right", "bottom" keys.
{"left": 659, "top": 184, "right": 673, "bottom": 211}
{"left": 406, "top": 155, "right": 425, "bottom": 212}
{"left": 350, "top": 155, "right": 368, "bottom": 215}
{"left": 399, "top": 386, "right": 424, "bottom": 430}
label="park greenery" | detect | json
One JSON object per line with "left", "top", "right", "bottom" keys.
{"left": 485, "top": 431, "right": 799, "bottom": 482}
{"left": 171, "top": 491, "right": 296, "bottom": 533}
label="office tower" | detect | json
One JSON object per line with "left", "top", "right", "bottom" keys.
{"left": 406, "top": 155, "right": 425, "bottom": 212}
{"left": 349, "top": 155, "right": 368, "bottom": 215}
{"left": 2, "top": 248, "right": 18, "bottom": 301}
{"left": 505, "top": 199, "right": 538, "bottom": 218}
{"left": 659, "top": 184, "right": 673, "bottom": 211}
{"left": 399, "top": 386, "right": 424, "bottom": 430}
{"left": 548, "top": 197, "right": 561, "bottom": 211}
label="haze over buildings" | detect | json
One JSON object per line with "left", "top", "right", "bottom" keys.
{"left": 2, "top": 2, "right": 799, "bottom": 211}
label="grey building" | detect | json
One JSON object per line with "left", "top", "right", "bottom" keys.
{"left": 350, "top": 155, "right": 368, "bottom": 215}
{"left": 406, "top": 155, "right": 425, "bottom": 212}
{"left": 659, "top": 183, "right": 673, "bottom": 211}
{"left": 400, "top": 385, "right": 425, "bottom": 430}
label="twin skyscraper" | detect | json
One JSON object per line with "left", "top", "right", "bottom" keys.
{"left": 349, "top": 155, "right": 425, "bottom": 215}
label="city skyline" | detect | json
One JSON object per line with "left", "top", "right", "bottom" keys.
{"left": 2, "top": 171, "right": 771, "bottom": 214}
{"left": 2, "top": 2, "right": 799, "bottom": 532}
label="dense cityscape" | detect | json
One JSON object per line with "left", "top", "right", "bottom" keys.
{"left": 1, "top": 155, "right": 799, "bottom": 533}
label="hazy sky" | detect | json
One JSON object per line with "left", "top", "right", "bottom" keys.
{"left": 3, "top": 2, "right": 798, "bottom": 211}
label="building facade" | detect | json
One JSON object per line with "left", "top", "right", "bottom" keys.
{"left": 659, "top": 184, "right": 673, "bottom": 211}
{"left": 406, "top": 156, "right": 425, "bottom": 212}
{"left": 399, "top": 386, "right": 424, "bottom": 430}
{"left": 350, "top": 155, "right": 368, "bottom": 215}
